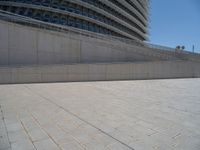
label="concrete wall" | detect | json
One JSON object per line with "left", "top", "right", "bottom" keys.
{"left": 0, "top": 20, "right": 179, "bottom": 66}
{"left": 0, "top": 61, "right": 199, "bottom": 84}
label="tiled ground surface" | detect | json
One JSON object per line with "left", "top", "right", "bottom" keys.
{"left": 0, "top": 79, "right": 200, "bottom": 150}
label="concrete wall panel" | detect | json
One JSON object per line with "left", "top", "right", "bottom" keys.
{"left": 9, "top": 26, "right": 36, "bottom": 52}
{"left": 81, "top": 42, "right": 97, "bottom": 62}
{"left": 0, "top": 22, "right": 8, "bottom": 50}
{"left": 193, "top": 62, "right": 200, "bottom": 77}
{"left": 41, "top": 74, "right": 67, "bottom": 83}
{"left": 53, "top": 36, "right": 81, "bottom": 63}
{"left": 0, "top": 61, "right": 199, "bottom": 84}
{"left": 68, "top": 64, "right": 89, "bottom": 81}
{"left": 9, "top": 51, "right": 37, "bottom": 65}
{"left": 88, "top": 64, "right": 106, "bottom": 80}
{"left": 8, "top": 25, "right": 38, "bottom": 65}
{"left": 0, "top": 51, "right": 8, "bottom": 65}
{"left": 0, "top": 68, "right": 11, "bottom": 84}
{"left": 38, "top": 31, "right": 54, "bottom": 53}
{"left": 38, "top": 52, "right": 55, "bottom": 64}
{"left": 11, "top": 73, "right": 41, "bottom": 83}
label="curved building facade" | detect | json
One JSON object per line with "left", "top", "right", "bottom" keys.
{"left": 0, "top": 0, "right": 149, "bottom": 41}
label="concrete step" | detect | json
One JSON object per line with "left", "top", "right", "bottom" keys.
{"left": 0, "top": 60, "right": 199, "bottom": 84}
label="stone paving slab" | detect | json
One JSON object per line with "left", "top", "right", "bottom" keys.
{"left": 0, "top": 79, "right": 200, "bottom": 150}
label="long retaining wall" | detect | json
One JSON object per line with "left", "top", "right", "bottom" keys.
{"left": 0, "top": 20, "right": 180, "bottom": 66}
{"left": 0, "top": 61, "right": 199, "bottom": 84}
{"left": 1, "top": 20, "right": 200, "bottom": 67}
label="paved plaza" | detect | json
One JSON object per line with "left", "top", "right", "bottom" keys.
{"left": 0, "top": 79, "right": 200, "bottom": 150}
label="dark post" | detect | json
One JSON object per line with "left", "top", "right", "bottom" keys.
{"left": 192, "top": 45, "right": 195, "bottom": 53}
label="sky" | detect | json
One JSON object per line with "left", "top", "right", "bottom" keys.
{"left": 149, "top": 0, "right": 200, "bottom": 53}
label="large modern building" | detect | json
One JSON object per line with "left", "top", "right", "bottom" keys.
{"left": 0, "top": 0, "right": 149, "bottom": 41}
{"left": 0, "top": 0, "right": 200, "bottom": 84}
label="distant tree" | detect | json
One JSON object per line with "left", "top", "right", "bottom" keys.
{"left": 176, "top": 46, "right": 181, "bottom": 49}
{"left": 176, "top": 45, "right": 185, "bottom": 51}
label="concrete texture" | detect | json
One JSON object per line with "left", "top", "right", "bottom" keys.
{"left": 0, "top": 60, "right": 200, "bottom": 84}
{"left": 0, "top": 20, "right": 185, "bottom": 66}
{"left": 0, "top": 79, "right": 200, "bottom": 150}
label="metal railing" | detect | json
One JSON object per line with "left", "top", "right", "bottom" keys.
{"left": 145, "top": 43, "right": 175, "bottom": 52}
{"left": 146, "top": 42, "right": 200, "bottom": 56}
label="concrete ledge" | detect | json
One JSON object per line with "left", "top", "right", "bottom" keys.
{"left": 0, "top": 61, "right": 199, "bottom": 84}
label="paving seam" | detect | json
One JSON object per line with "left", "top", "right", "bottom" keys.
{"left": 28, "top": 111, "right": 66, "bottom": 150}
{"left": 24, "top": 85, "right": 135, "bottom": 150}
{"left": 0, "top": 105, "right": 12, "bottom": 149}
{"left": 19, "top": 119, "right": 38, "bottom": 150}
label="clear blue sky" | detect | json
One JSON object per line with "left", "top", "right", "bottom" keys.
{"left": 149, "top": 0, "right": 200, "bottom": 53}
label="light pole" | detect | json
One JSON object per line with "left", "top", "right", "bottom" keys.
{"left": 192, "top": 45, "right": 195, "bottom": 53}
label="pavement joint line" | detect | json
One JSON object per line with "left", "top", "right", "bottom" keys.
{"left": 172, "top": 133, "right": 182, "bottom": 139}
{"left": 87, "top": 84, "right": 162, "bottom": 129}
{"left": 19, "top": 119, "right": 38, "bottom": 150}
{"left": 28, "top": 110, "right": 65, "bottom": 150}
{"left": 0, "top": 104, "right": 12, "bottom": 150}
{"left": 24, "top": 85, "right": 135, "bottom": 150}
{"left": 56, "top": 124, "right": 88, "bottom": 150}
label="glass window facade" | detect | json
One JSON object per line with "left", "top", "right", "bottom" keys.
{"left": 0, "top": 0, "right": 149, "bottom": 41}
